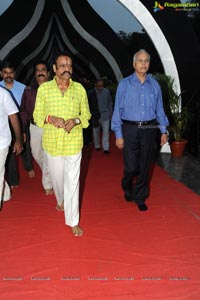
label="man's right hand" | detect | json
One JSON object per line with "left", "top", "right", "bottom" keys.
{"left": 13, "top": 140, "right": 23, "bottom": 155}
{"left": 116, "top": 138, "right": 124, "bottom": 150}
{"left": 48, "top": 116, "right": 65, "bottom": 128}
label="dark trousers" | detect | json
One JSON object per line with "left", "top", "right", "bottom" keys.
{"left": 21, "top": 127, "right": 33, "bottom": 172}
{"left": 121, "top": 123, "right": 158, "bottom": 204}
{"left": 5, "top": 128, "right": 33, "bottom": 186}
{"left": 83, "top": 123, "right": 93, "bottom": 146}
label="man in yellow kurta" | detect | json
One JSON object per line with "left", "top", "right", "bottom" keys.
{"left": 33, "top": 53, "right": 91, "bottom": 236}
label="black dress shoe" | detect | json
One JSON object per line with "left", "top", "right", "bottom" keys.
{"left": 124, "top": 192, "right": 132, "bottom": 202}
{"left": 138, "top": 204, "right": 148, "bottom": 211}
{"left": 95, "top": 147, "right": 101, "bottom": 151}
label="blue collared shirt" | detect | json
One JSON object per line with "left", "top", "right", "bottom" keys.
{"left": 0, "top": 80, "right": 26, "bottom": 106}
{"left": 111, "top": 72, "right": 169, "bottom": 138}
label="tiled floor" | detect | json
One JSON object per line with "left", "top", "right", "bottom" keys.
{"left": 157, "top": 153, "right": 200, "bottom": 195}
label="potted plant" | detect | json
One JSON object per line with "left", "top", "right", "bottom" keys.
{"left": 153, "top": 73, "right": 191, "bottom": 157}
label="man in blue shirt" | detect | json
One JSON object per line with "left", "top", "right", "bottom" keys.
{"left": 111, "top": 49, "right": 169, "bottom": 211}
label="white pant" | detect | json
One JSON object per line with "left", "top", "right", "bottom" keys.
{"left": 93, "top": 119, "right": 110, "bottom": 151}
{"left": 0, "top": 146, "right": 11, "bottom": 202}
{"left": 45, "top": 150, "right": 82, "bottom": 227}
{"left": 30, "top": 123, "right": 52, "bottom": 190}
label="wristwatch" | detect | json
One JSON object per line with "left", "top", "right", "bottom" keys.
{"left": 75, "top": 118, "right": 80, "bottom": 124}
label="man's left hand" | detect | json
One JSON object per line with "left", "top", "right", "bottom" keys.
{"left": 64, "top": 119, "right": 76, "bottom": 133}
{"left": 160, "top": 133, "right": 168, "bottom": 146}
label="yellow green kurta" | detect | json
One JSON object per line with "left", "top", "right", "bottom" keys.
{"left": 33, "top": 77, "right": 91, "bottom": 156}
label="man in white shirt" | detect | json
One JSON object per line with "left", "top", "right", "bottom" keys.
{"left": 0, "top": 60, "right": 34, "bottom": 189}
{"left": 0, "top": 86, "right": 23, "bottom": 209}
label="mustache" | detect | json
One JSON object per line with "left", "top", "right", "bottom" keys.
{"left": 37, "top": 74, "right": 45, "bottom": 77}
{"left": 61, "top": 71, "right": 72, "bottom": 76}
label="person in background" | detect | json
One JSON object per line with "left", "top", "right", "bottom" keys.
{"left": 80, "top": 76, "right": 93, "bottom": 147}
{"left": 111, "top": 49, "right": 169, "bottom": 211}
{"left": 0, "top": 86, "right": 23, "bottom": 209}
{"left": 20, "top": 60, "right": 53, "bottom": 195}
{"left": 0, "top": 60, "right": 35, "bottom": 189}
{"left": 88, "top": 78, "right": 113, "bottom": 154}
{"left": 33, "top": 52, "right": 91, "bottom": 236}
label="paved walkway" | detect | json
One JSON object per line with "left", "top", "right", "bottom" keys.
{"left": 157, "top": 153, "right": 200, "bottom": 195}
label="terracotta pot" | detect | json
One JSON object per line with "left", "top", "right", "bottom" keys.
{"left": 170, "top": 139, "right": 188, "bottom": 157}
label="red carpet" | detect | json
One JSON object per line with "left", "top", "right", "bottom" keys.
{"left": 1, "top": 134, "right": 200, "bottom": 300}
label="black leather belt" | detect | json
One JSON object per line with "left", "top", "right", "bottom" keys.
{"left": 122, "top": 119, "right": 156, "bottom": 126}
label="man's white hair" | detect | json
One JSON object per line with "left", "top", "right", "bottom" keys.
{"left": 133, "top": 49, "right": 151, "bottom": 62}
